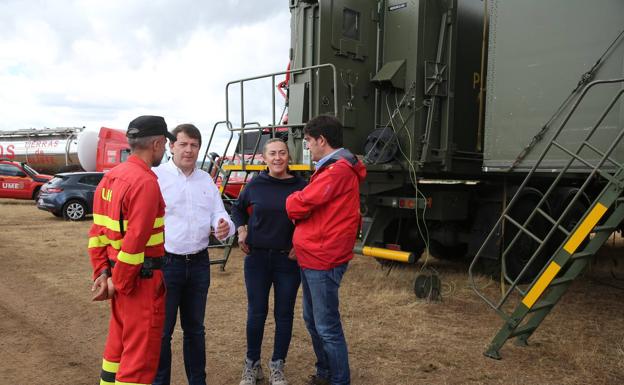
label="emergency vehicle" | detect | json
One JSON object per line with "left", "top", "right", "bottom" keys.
{"left": 0, "top": 159, "right": 52, "bottom": 200}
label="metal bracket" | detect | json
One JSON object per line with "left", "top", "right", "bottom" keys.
{"left": 424, "top": 61, "right": 448, "bottom": 96}
{"left": 341, "top": 70, "right": 359, "bottom": 110}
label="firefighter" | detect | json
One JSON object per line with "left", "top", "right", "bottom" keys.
{"left": 88, "top": 115, "right": 175, "bottom": 385}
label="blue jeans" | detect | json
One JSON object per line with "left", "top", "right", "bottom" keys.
{"left": 301, "top": 264, "right": 350, "bottom": 385}
{"left": 154, "top": 251, "right": 210, "bottom": 385}
{"left": 244, "top": 248, "right": 301, "bottom": 362}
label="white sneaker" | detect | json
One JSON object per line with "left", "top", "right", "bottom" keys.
{"left": 269, "top": 359, "right": 288, "bottom": 385}
{"left": 239, "top": 358, "right": 264, "bottom": 385}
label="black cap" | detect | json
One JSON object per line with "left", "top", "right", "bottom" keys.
{"left": 127, "top": 115, "right": 175, "bottom": 141}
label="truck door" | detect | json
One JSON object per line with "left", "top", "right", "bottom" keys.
{"left": 289, "top": 0, "right": 379, "bottom": 154}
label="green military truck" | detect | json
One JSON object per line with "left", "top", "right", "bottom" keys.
{"left": 206, "top": 0, "right": 624, "bottom": 358}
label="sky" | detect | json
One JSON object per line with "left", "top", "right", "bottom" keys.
{"left": 0, "top": 0, "right": 291, "bottom": 153}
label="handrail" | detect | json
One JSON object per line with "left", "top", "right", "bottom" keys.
{"left": 217, "top": 63, "right": 339, "bottom": 173}
{"left": 225, "top": 63, "right": 339, "bottom": 133}
{"left": 469, "top": 78, "right": 624, "bottom": 312}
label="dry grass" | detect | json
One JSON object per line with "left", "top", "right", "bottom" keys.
{"left": 0, "top": 198, "right": 623, "bottom": 384}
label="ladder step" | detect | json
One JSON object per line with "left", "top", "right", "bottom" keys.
{"left": 570, "top": 251, "right": 593, "bottom": 260}
{"left": 509, "top": 325, "right": 537, "bottom": 338}
{"left": 550, "top": 276, "right": 576, "bottom": 286}
{"left": 529, "top": 300, "right": 556, "bottom": 312}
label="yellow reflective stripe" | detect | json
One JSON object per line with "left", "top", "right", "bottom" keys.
{"left": 93, "top": 214, "right": 128, "bottom": 233}
{"left": 114, "top": 381, "right": 150, "bottom": 385}
{"left": 102, "top": 359, "right": 119, "bottom": 373}
{"left": 222, "top": 164, "right": 313, "bottom": 171}
{"left": 563, "top": 202, "right": 608, "bottom": 254}
{"left": 94, "top": 214, "right": 162, "bottom": 231}
{"left": 89, "top": 236, "right": 106, "bottom": 248}
{"left": 146, "top": 232, "right": 164, "bottom": 246}
{"left": 100, "top": 380, "right": 115, "bottom": 385}
{"left": 92, "top": 233, "right": 158, "bottom": 249}
{"left": 522, "top": 261, "right": 562, "bottom": 309}
{"left": 222, "top": 164, "right": 265, "bottom": 171}
{"left": 89, "top": 235, "right": 122, "bottom": 250}
{"left": 289, "top": 164, "right": 313, "bottom": 171}
{"left": 117, "top": 251, "right": 144, "bottom": 265}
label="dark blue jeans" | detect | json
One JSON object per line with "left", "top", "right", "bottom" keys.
{"left": 244, "top": 248, "right": 301, "bottom": 362}
{"left": 154, "top": 251, "right": 210, "bottom": 385}
{"left": 301, "top": 263, "right": 350, "bottom": 385}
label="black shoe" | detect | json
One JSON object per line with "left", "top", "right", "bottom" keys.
{"left": 306, "top": 374, "right": 331, "bottom": 385}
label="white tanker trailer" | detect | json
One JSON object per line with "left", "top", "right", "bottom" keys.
{"left": 0, "top": 127, "right": 129, "bottom": 174}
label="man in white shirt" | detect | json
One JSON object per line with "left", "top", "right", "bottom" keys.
{"left": 152, "top": 123, "right": 234, "bottom": 385}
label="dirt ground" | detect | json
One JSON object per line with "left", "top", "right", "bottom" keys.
{"left": 0, "top": 198, "right": 623, "bottom": 385}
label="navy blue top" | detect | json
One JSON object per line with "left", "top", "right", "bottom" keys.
{"left": 231, "top": 171, "right": 307, "bottom": 250}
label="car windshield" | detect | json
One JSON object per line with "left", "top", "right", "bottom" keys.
{"left": 22, "top": 164, "right": 38, "bottom": 176}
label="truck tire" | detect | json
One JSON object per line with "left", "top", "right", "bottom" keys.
{"left": 429, "top": 240, "right": 468, "bottom": 260}
{"left": 63, "top": 200, "right": 87, "bottom": 221}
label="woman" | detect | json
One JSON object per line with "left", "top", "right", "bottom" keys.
{"left": 232, "top": 138, "right": 307, "bottom": 385}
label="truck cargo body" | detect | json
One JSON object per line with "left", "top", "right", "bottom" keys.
{"left": 219, "top": 0, "right": 623, "bottom": 274}
{"left": 288, "top": 0, "right": 484, "bottom": 176}
{"left": 484, "top": 0, "right": 624, "bottom": 173}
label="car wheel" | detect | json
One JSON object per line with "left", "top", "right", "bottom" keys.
{"left": 32, "top": 187, "right": 41, "bottom": 200}
{"left": 63, "top": 200, "right": 86, "bottom": 221}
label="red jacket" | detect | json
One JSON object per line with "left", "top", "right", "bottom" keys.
{"left": 286, "top": 150, "right": 366, "bottom": 270}
{"left": 88, "top": 155, "right": 166, "bottom": 295}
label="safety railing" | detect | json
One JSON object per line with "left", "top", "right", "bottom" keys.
{"left": 468, "top": 78, "right": 624, "bottom": 318}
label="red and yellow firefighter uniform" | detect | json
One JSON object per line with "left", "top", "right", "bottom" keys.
{"left": 88, "top": 154, "right": 167, "bottom": 385}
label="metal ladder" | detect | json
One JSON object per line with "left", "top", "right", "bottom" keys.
{"left": 468, "top": 78, "right": 624, "bottom": 359}
{"left": 199, "top": 64, "right": 338, "bottom": 269}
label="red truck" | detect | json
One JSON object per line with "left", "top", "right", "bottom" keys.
{"left": 76, "top": 127, "right": 130, "bottom": 172}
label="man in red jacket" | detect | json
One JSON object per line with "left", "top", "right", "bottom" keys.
{"left": 286, "top": 115, "right": 366, "bottom": 385}
{"left": 89, "top": 115, "right": 174, "bottom": 385}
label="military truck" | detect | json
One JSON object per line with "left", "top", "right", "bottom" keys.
{"left": 206, "top": 0, "right": 624, "bottom": 358}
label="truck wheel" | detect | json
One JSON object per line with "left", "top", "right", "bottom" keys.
{"left": 63, "top": 200, "right": 86, "bottom": 221}
{"left": 429, "top": 240, "right": 468, "bottom": 260}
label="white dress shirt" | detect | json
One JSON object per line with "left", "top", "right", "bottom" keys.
{"left": 153, "top": 159, "right": 235, "bottom": 255}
